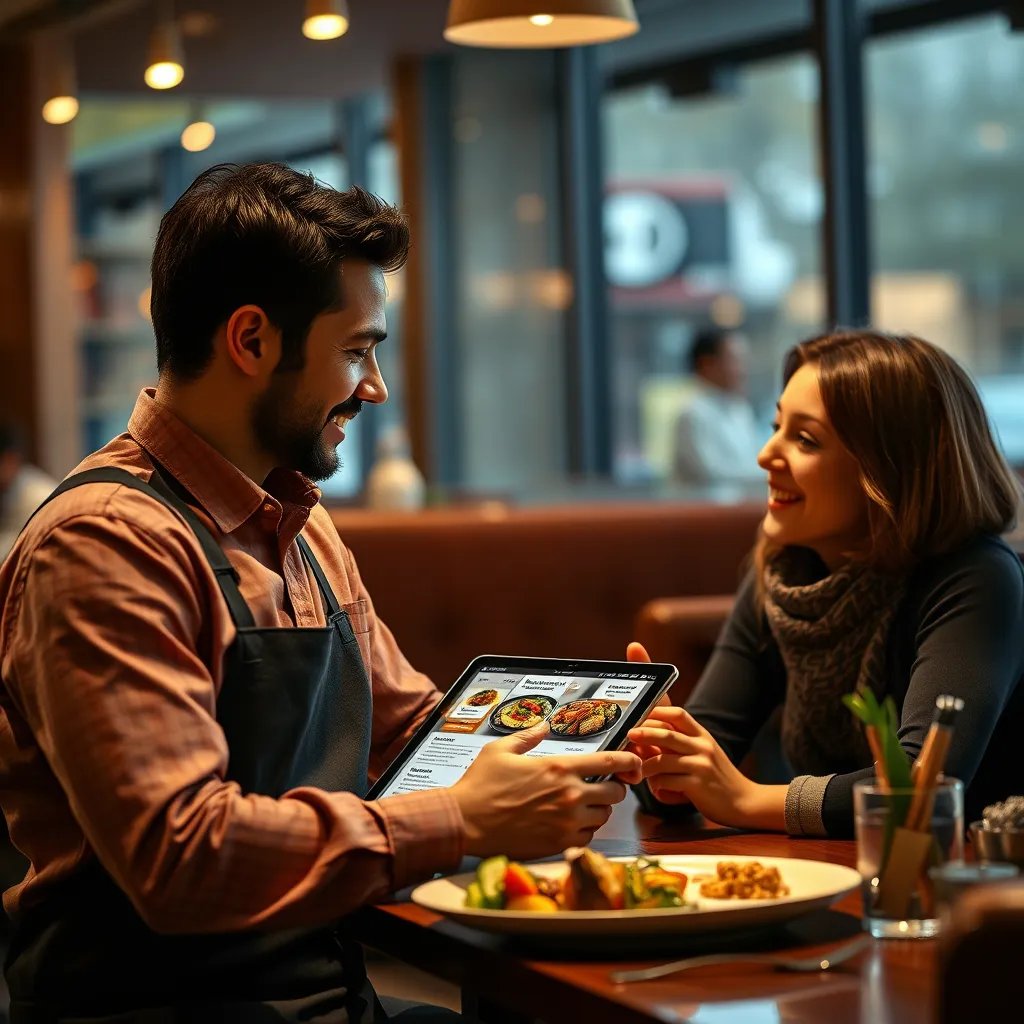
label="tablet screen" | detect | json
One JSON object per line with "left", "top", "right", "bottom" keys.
{"left": 370, "top": 657, "right": 677, "bottom": 800}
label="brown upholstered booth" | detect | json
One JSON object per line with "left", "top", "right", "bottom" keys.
{"left": 329, "top": 501, "right": 761, "bottom": 696}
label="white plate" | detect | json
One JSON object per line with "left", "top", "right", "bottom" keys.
{"left": 410, "top": 855, "right": 861, "bottom": 938}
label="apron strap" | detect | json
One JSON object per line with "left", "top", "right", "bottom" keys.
{"left": 295, "top": 533, "right": 347, "bottom": 623}
{"left": 28, "top": 467, "right": 257, "bottom": 630}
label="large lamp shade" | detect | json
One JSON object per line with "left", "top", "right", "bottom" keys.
{"left": 444, "top": 0, "right": 639, "bottom": 48}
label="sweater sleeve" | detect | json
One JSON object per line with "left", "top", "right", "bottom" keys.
{"left": 684, "top": 569, "right": 787, "bottom": 766}
{"left": 818, "top": 538, "right": 1024, "bottom": 837}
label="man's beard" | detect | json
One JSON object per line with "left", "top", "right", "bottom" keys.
{"left": 251, "top": 375, "right": 360, "bottom": 482}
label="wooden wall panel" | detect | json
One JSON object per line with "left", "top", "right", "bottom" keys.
{"left": 0, "top": 42, "right": 38, "bottom": 460}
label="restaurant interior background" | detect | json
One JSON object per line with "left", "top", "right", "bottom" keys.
{"left": 4, "top": 0, "right": 1024, "bottom": 510}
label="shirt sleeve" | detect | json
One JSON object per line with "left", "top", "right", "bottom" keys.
{"left": 817, "top": 540, "right": 1024, "bottom": 837}
{"left": 673, "top": 405, "right": 716, "bottom": 483}
{"left": 3, "top": 511, "right": 463, "bottom": 935}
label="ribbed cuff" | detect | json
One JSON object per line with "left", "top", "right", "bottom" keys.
{"left": 372, "top": 788, "right": 465, "bottom": 890}
{"left": 784, "top": 774, "right": 836, "bottom": 837}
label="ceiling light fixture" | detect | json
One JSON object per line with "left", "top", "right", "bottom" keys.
{"left": 303, "top": 0, "right": 350, "bottom": 41}
{"left": 41, "top": 36, "right": 79, "bottom": 125}
{"left": 145, "top": 1, "right": 185, "bottom": 90}
{"left": 444, "top": 0, "right": 638, "bottom": 48}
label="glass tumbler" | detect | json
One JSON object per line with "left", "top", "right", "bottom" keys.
{"left": 854, "top": 777, "right": 964, "bottom": 938}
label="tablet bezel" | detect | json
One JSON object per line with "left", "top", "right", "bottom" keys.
{"left": 366, "top": 654, "right": 679, "bottom": 800}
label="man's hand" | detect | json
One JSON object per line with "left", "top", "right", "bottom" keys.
{"left": 450, "top": 723, "right": 641, "bottom": 860}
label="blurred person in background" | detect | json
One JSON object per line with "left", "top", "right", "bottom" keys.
{"left": 0, "top": 420, "right": 57, "bottom": 558}
{"left": 672, "top": 327, "right": 765, "bottom": 488}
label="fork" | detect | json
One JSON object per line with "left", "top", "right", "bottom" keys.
{"left": 609, "top": 934, "right": 872, "bottom": 984}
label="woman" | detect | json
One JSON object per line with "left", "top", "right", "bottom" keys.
{"left": 631, "top": 329, "right": 1024, "bottom": 837}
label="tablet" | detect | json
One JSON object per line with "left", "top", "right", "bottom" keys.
{"left": 367, "top": 655, "right": 679, "bottom": 800}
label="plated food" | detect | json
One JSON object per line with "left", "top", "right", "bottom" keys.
{"left": 412, "top": 853, "right": 861, "bottom": 939}
{"left": 489, "top": 694, "right": 556, "bottom": 732}
{"left": 464, "top": 849, "right": 689, "bottom": 913}
{"left": 463, "top": 688, "right": 500, "bottom": 707}
{"left": 698, "top": 860, "right": 790, "bottom": 900}
{"left": 549, "top": 699, "right": 622, "bottom": 737}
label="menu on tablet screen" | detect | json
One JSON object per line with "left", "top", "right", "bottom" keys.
{"left": 376, "top": 664, "right": 662, "bottom": 798}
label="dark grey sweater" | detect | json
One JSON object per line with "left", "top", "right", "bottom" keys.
{"left": 684, "top": 534, "right": 1024, "bottom": 837}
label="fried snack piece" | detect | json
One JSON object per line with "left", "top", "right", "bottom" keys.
{"left": 698, "top": 861, "right": 789, "bottom": 900}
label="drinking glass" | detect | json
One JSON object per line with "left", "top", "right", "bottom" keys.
{"left": 853, "top": 777, "right": 963, "bottom": 938}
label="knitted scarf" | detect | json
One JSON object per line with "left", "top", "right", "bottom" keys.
{"left": 764, "top": 548, "right": 907, "bottom": 777}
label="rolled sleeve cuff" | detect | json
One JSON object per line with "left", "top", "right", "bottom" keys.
{"left": 371, "top": 788, "right": 465, "bottom": 890}
{"left": 784, "top": 774, "right": 836, "bottom": 837}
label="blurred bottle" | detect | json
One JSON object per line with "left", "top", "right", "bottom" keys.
{"left": 365, "top": 427, "right": 426, "bottom": 511}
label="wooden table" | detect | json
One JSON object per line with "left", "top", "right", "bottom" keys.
{"left": 354, "top": 795, "right": 939, "bottom": 1024}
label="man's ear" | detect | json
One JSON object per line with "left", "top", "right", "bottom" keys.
{"left": 224, "top": 305, "right": 280, "bottom": 377}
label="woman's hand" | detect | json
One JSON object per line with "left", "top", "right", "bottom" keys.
{"left": 629, "top": 707, "right": 784, "bottom": 829}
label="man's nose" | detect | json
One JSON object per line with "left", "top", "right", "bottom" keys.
{"left": 359, "top": 365, "right": 388, "bottom": 405}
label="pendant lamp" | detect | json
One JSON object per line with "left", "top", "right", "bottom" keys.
{"left": 145, "top": 1, "right": 185, "bottom": 90}
{"left": 444, "top": 0, "right": 639, "bottom": 48}
{"left": 41, "top": 35, "right": 79, "bottom": 125}
{"left": 303, "top": 0, "right": 350, "bottom": 41}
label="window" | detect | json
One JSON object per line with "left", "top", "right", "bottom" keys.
{"left": 867, "top": 14, "right": 1024, "bottom": 463}
{"left": 449, "top": 50, "right": 570, "bottom": 496}
{"left": 602, "top": 54, "right": 824, "bottom": 492}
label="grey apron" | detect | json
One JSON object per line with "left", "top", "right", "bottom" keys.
{"left": 4, "top": 462, "right": 383, "bottom": 1023}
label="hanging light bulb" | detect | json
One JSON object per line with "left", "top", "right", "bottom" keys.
{"left": 181, "top": 104, "right": 215, "bottom": 152}
{"left": 145, "top": 1, "right": 185, "bottom": 90}
{"left": 444, "top": 0, "right": 639, "bottom": 48}
{"left": 41, "top": 35, "right": 79, "bottom": 125}
{"left": 302, "top": 0, "right": 350, "bottom": 40}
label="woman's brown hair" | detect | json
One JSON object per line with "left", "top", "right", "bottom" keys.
{"left": 755, "top": 329, "right": 1021, "bottom": 578}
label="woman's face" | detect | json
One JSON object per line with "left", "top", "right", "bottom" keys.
{"left": 757, "top": 362, "right": 870, "bottom": 569}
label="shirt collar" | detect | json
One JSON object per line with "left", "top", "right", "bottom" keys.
{"left": 127, "top": 389, "right": 321, "bottom": 535}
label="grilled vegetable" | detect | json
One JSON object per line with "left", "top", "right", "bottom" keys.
{"left": 506, "top": 894, "right": 559, "bottom": 913}
{"left": 476, "top": 855, "right": 509, "bottom": 909}
{"left": 504, "top": 862, "right": 539, "bottom": 900}
{"left": 464, "top": 882, "right": 486, "bottom": 908}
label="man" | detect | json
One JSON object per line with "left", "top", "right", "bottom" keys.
{"left": 0, "top": 421, "right": 57, "bottom": 558}
{"left": 0, "top": 163, "right": 642, "bottom": 1022}
{"left": 672, "top": 327, "right": 764, "bottom": 487}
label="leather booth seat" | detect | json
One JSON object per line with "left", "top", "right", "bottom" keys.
{"left": 329, "top": 501, "right": 762, "bottom": 695}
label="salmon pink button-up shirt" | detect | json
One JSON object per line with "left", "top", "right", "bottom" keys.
{"left": 0, "top": 390, "right": 463, "bottom": 934}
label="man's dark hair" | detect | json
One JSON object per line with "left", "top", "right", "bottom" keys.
{"left": 688, "top": 327, "right": 734, "bottom": 372}
{"left": 150, "top": 162, "right": 410, "bottom": 380}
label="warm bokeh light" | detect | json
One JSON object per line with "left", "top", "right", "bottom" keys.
{"left": 42, "top": 95, "right": 79, "bottom": 124}
{"left": 976, "top": 121, "right": 1008, "bottom": 152}
{"left": 302, "top": 14, "right": 349, "bottom": 39}
{"left": 531, "top": 268, "right": 574, "bottom": 310}
{"left": 71, "top": 260, "right": 99, "bottom": 291}
{"left": 710, "top": 293, "right": 745, "bottom": 329}
{"left": 529, "top": 14, "right": 555, "bottom": 26}
{"left": 515, "top": 193, "right": 546, "bottom": 224}
{"left": 180, "top": 120, "right": 216, "bottom": 152}
{"left": 144, "top": 60, "right": 184, "bottom": 90}
{"left": 138, "top": 286, "right": 152, "bottom": 321}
